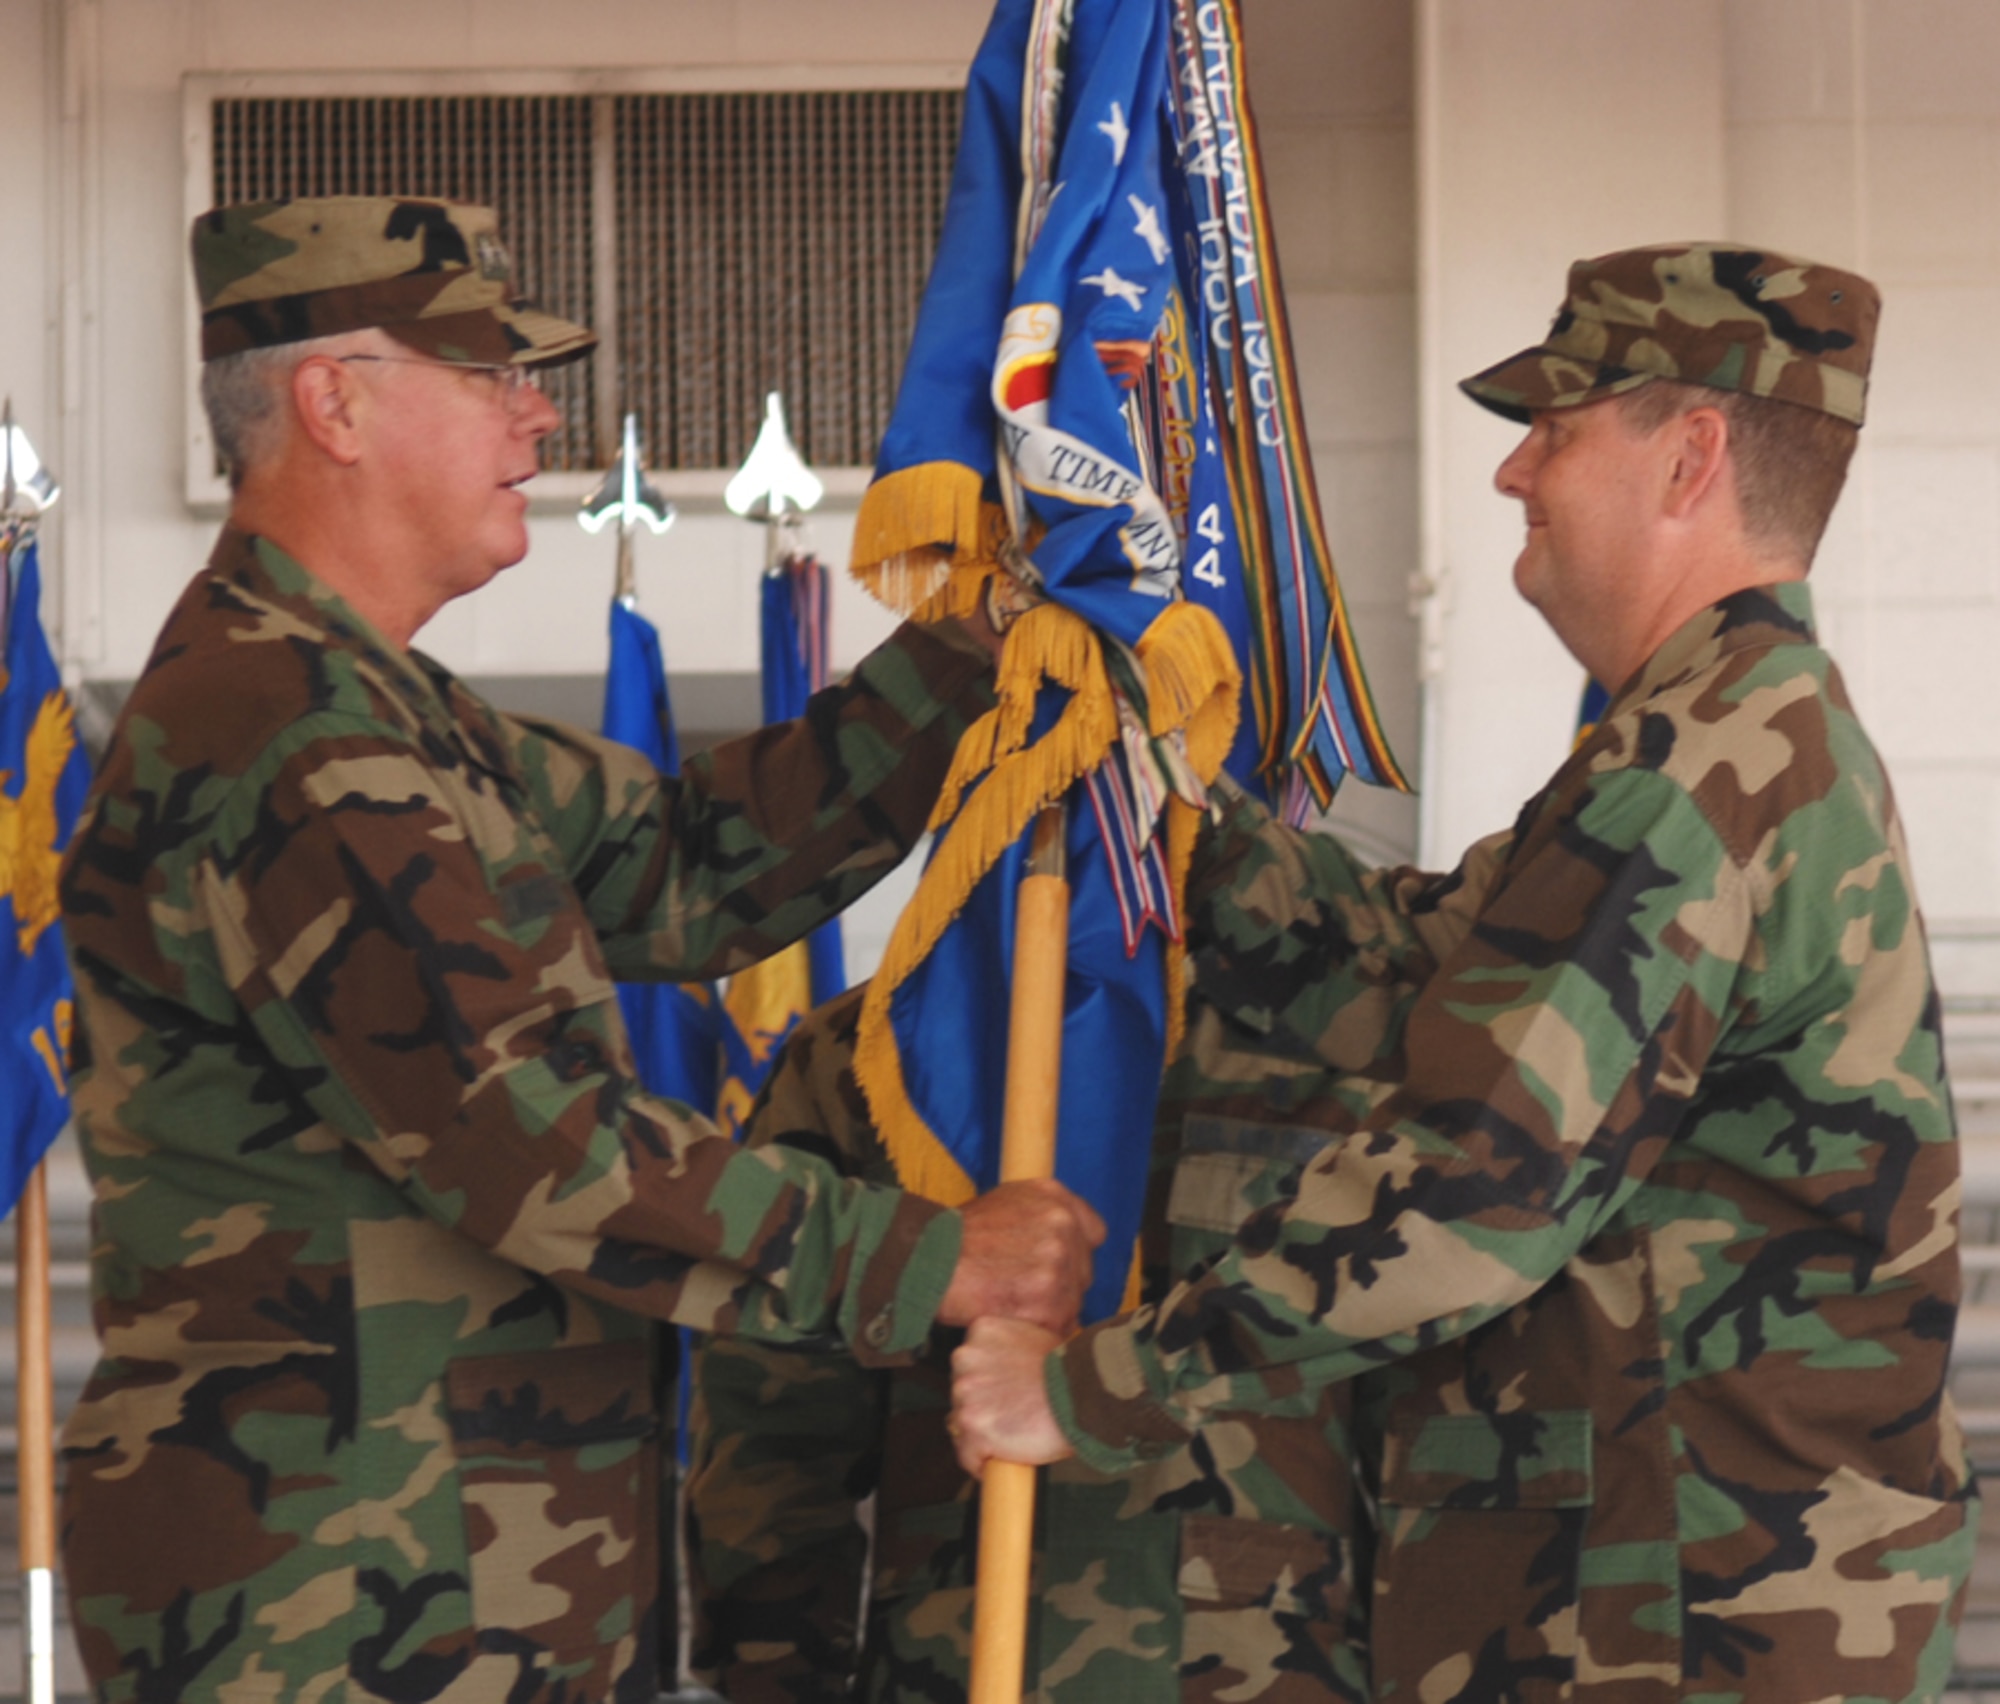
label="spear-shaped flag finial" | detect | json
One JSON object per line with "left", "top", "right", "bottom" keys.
{"left": 2, "top": 400, "right": 61, "bottom": 525}
{"left": 725, "top": 392, "right": 823, "bottom": 524}
{"left": 579, "top": 413, "right": 674, "bottom": 605}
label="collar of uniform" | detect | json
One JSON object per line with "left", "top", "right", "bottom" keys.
{"left": 215, "top": 528, "right": 509, "bottom": 766}
{"left": 1608, "top": 579, "right": 1817, "bottom": 718}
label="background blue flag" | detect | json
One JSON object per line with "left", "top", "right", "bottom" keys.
{"left": 758, "top": 558, "right": 845, "bottom": 1003}
{"left": 713, "top": 557, "right": 849, "bottom": 1138}
{"left": 602, "top": 598, "right": 727, "bottom": 1112}
{"left": 1575, "top": 676, "right": 1611, "bottom": 748}
{"left": 0, "top": 541, "right": 89, "bottom": 1216}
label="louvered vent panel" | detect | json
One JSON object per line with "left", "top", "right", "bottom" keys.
{"left": 209, "top": 86, "right": 960, "bottom": 474}
{"left": 210, "top": 95, "right": 598, "bottom": 469}
{"left": 614, "top": 88, "right": 959, "bottom": 471}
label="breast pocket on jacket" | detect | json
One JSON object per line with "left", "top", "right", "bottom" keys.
{"left": 444, "top": 1339, "right": 660, "bottom": 1692}
{"left": 1372, "top": 1408, "right": 1592, "bottom": 1703}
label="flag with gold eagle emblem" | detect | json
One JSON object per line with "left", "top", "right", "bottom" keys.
{"left": 0, "top": 540, "right": 89, "bottom": 1214}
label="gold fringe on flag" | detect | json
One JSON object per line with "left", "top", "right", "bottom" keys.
{"left": 1135, "top": 598, "right": 1241, "bottom": 773}
{"left": 849, "top": 463, "right": 1015, "bottom": 619}
{"left": 854, "top": 595, "right": 1242, "bottom": 1210}
{"left": 1139, "top": 601, "right": 1243, "bottom": 1065}
{"left": 856, "top": 600, "right": 1118, "bottom": 1203}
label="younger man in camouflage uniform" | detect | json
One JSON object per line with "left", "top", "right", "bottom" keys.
{"left": 953, "top": 243, "right": 1979, "bottom": 1700}
{"left": 697, "top": 243, "right": 1975, "bottom": 1703}
{"left": 55, "top": 196, "right": 1103, "bottom": 1704}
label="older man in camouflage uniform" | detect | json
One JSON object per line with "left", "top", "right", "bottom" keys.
{"left": 55, "top": 196, "right": 1105, "bottom": 1704}
{"left": 696, "top": 243, "right": 1978, "bottom": 1703}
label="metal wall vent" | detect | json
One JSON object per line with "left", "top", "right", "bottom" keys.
{"left": 206, "top": 87, "right": 960, "bottom": 474}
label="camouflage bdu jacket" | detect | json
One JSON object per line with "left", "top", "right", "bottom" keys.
{"left": 1050, "top": 581, "right": 1978, "bottom": 1701}
{"left": 57, "top": 528, "right": 997, "bottom": 1704}
{"left": 693, "top": 582, "right": 1975, "bottom": 1704}
{"left": 689, "top": 988, "right": 1371, "bottom": 1704}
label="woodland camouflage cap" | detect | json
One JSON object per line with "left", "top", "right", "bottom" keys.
{"left": 1460, "top": 243, "right": 1879, "bottom": 426}
{"left": 192, "top": 195, "right": 596, "bottom": 367}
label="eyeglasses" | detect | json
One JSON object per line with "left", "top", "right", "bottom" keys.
{"left": 336, "top": 354, "right": 541, "bottom": 406}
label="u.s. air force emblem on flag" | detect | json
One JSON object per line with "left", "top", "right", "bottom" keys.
{"left": 994, "top": 303, "right": 1180, "bottom": 598}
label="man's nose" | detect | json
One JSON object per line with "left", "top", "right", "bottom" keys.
{"left": 1493, "top": 430, "right": 1537, "bottom": 498}
{"left": 516, "top": 383, "right": 562, "bottom": 439}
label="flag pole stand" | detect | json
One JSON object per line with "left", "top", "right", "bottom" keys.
{"left": 16, "top": 1163, "right": 55, "bottom": 1704}
{"left": 969, "top": 802, "right": 1067, "bottom": 1704}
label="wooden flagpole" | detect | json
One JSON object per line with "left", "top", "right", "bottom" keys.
{"left": 16, "top": 1160, "right": 56, "bottom": 1704}
{"left": 968, "top": 803, "right": 1068, "bottom": 1704}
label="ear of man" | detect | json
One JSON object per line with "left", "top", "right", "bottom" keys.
{"left": 1658, "top": 404, "right": 1734, "bottom": 524}
{"left": 290, "top": 354, "right": 368, "bottom": 469}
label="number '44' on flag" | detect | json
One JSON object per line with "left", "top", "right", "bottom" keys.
{"left": 0, "top": 540, "right": 90, "bottom": 1216}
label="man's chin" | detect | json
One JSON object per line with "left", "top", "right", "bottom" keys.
{"left": 492, "top": 522, "right": 533, "bottom": 572}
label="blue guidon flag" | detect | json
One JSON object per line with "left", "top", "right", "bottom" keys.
{"left": 713, "top": 555, "right": 848, "bottom": 1140}
{"left": 848, "top": 0, "right": 1405, "bottom": 1321}
{"left": 0, "top": 540, "right": 90, "bottom": 1216}
{"left": 602, "top": 596, "right": 727, "bottom": 1116}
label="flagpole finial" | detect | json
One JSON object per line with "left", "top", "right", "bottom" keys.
{"left": 579, "top": 413, "right": 675, "bottom": 606}
{"left": 1, "top": 402, "right": 61, "bottom": 567}
{"left": 3, "top": 400, "right": 60, "bottom": 518}
{"left": 725, "top": 393, "right": 824, "bottom": 527}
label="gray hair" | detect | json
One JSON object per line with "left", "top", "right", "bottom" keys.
{"left": 199, "top": 332, "right": 362, "bottom": 487}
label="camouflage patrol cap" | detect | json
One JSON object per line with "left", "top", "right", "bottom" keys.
{"left": 192, "top": 195, "right": 596, "bottom": 367}
{"left": 1460, "top": 243, "right": 1879, "bottom": 426}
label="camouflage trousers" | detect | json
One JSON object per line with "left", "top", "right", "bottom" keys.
{"left": 686, "top": 988, "right": 1371, "bottom": 1704}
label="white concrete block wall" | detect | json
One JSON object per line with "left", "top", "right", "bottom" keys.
{"left": 0, "top": 4, "right": 53, "bottom": 481}
{"left": 1417, "top": 0, "right": 1728, "bottom": 865}
{"left": 1712, "top": 0, "right": 2000, "bottom": 964}
{"left": 1864, "top": 0, "right": 2000, "bottom": 951}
